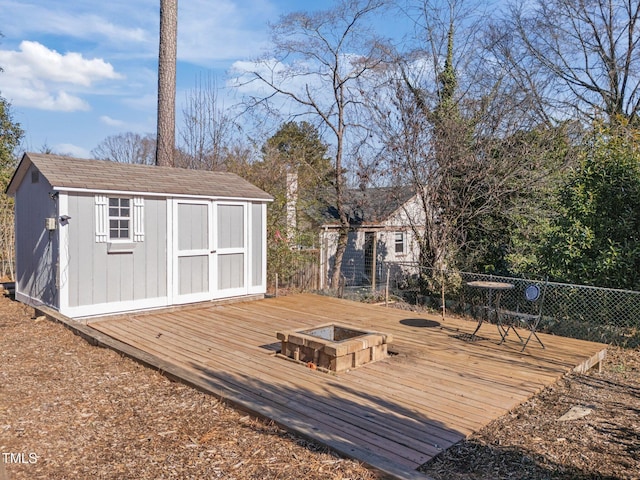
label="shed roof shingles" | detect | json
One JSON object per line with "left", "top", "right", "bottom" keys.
{"left": 23, "top": 153, "right": 272, "bottom": 200}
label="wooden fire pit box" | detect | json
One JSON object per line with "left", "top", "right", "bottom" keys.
{"left": 276, "top": 323, "right": 392, "bottom": 373}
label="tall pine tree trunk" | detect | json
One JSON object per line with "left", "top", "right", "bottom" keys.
{"left": 156, "top": 0, "right": 177, "bottom": 167}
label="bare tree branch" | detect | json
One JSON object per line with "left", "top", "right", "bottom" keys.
{"left": 238, "top": 0, "right": 387, "bottom": 288}
{"left": 502, "top": 0, "right": 640, "bottom": 123}
{"left": 92, "top": 132, "right": 156, "bottom": 165}
{"left": 178, "top": 73, "right": 235, "bottom": 170}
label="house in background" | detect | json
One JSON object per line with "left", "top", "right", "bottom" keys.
{"left": 6, "top": 153, "right": 272, "bottom": 319}
{"left": 318, "top": 187, "right": 425, "bottom": 289}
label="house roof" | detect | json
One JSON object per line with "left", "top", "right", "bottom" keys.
{"left": 6, "top": 153, "right": 273, "bottom": 201}
{"left": 320, "top": 186, "right": 417, "bottom": 226}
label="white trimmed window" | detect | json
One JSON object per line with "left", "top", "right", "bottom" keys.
{"left": 95, "top": 195, "right": 144, "bottom": 243}
{"left": 394, "top": 231, "right": 405, "bottom": 254}
{"left": 109, "top": 197, "right": 131, "bottom": 240}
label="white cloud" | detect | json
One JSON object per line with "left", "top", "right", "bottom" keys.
{"left": 1, "top": 0, "right": 155, "bottom": 53}
{"left": 53, "top": 13, "right": 149, "bottom": 46}
{"left": 99, "top": 115, "right": 126, "bottom": 128}
{"left": 14, "top": 41, "right": 122, "bottom": 86}
{"left": 228, "top": 57, "right": 325, "bottom": 99}
{"left": 3, "top": 0, "right": 275, "bottom": 65}
{"left": 0, "top": 41, "right": 123, "bottom": 111}
{"left": 122, "top": 93, "right": 157, "bottom": 111}
{"left": 53, "top": 143, "right": 91, "bottom": 158}
{"left": 177, "top": 0, "right": 274, "bottom": 64}
{"left": 38, "top": 91, "right": 89, "bottom": 112}
{"left": 228, "top": 58, "right": 288, "bottom": 94}
{"left": 99, "top": 113, "right": 155, "bottom": 135}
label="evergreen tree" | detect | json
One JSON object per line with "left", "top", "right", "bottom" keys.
{"left": 0, "top": 95, "right": 24, "bottom": 279}
{"left": 0, "top": 97, "right": 23, "bottom": 175}
{"left": 240, "top": 122, "right": 333, "bottom": 286}
{"left": 541, "top": 120, "right": 640, "bottom": 289}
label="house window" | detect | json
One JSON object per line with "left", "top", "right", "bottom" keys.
{"left": 96, "top": 195, "right": 144, "bottom": 243}
{"left": 108, "top": 197, "right": 131, "bottom": 240}
{"left": 394, "top": 232, "right": 405, "bottom": 254}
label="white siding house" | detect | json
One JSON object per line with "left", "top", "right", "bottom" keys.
{"left": 7, "top": 153, "right": 272, "bottom": 319}
{"left": 318, "top": 187, "right": 425, "bottom": 288}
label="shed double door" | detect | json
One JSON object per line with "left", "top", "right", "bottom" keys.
{"left": 173, "top": 200, "right": 248, "bottom": 303}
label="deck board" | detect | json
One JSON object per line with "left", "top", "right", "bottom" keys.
{"left": 88, "top": 293, "right": 607, "bottom": 479}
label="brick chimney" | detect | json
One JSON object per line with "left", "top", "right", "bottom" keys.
{"left": 286, "top": 171, "right": 298, "bottom": 244}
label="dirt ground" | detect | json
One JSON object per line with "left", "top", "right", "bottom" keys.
{"left": 1, "top": 294, "right": 638, "bottom": 480}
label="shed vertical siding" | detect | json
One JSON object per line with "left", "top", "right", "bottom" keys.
{"left": 218, "top": 204, "right": 244, "bottom": 248}
{"left": 216, "top": 203, "right": 246, "bottom": 293}
{"left": 218, "top": 254, "right": 244, "bottom": 289}
{"left": 107, "top": 253, "right": 134, "bottom": 303}
{"left": 14, "top": 165, "right": 59, "bottom": 308}
{"left": 178, "top": 203, "right": 208, "bottom": 251}
{"left": 175, "top": 202, "right": 209, "bottom": 296}
{"left": 251, "top": 202, "right": 263, "bottom": 287}
{"left": 139, "top": 197, "right": 167, "bottom": 300}
{"left": 67, "top": 194, "right": 168, "bottom": 312}
{"left": 9, "top": 154, "right": 271, "bottom": 318}
{"left": 178, "top": 256, "right": 208, "bottom": 294}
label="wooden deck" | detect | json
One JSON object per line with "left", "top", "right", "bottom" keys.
{"left": 86, "top": 294, "right": 606, "bottom": 480}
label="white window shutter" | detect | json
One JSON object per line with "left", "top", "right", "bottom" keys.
{"left": 133, "top": 197, "right": 145, "bottom": 242}
{"left": 95, "top": 195, "right": 108, "bottom": 243}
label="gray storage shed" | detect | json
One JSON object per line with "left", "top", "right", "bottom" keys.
{"left": 6, "top": 153, "right": 272, "bottom": 319}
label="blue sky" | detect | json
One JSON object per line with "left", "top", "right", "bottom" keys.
{"left": 0, "top": 0, "right": 341, "bottom": 158}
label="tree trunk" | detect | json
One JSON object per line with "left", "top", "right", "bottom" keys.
{"left": 330, "top": 115, "right": 349, "bottom": 290}
{"left": 156, "top": 0, "right": 178, "bottom": 167}
{"left": 331, "top": 226, "right": 349, "bottom": 289}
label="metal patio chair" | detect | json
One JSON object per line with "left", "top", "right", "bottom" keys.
{"left": 498, "top": 281, "right": 547, "bottom": 352}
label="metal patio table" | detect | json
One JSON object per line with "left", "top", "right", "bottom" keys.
{"left": 466, "top": 280, "right": 514, "bottom": 339}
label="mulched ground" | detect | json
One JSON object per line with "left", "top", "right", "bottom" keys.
{"left": 1, "top": 293, "right": 638, "bottom": 479}
{"left": 0, "top": 296, "right": 375, "bottom": 480}
{"left": 419, "top": 344, "right": 640, "bottom": 480}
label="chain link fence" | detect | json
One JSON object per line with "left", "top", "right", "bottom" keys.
{"left": 325, "top": 262, "right": 640, "bottom": 347}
